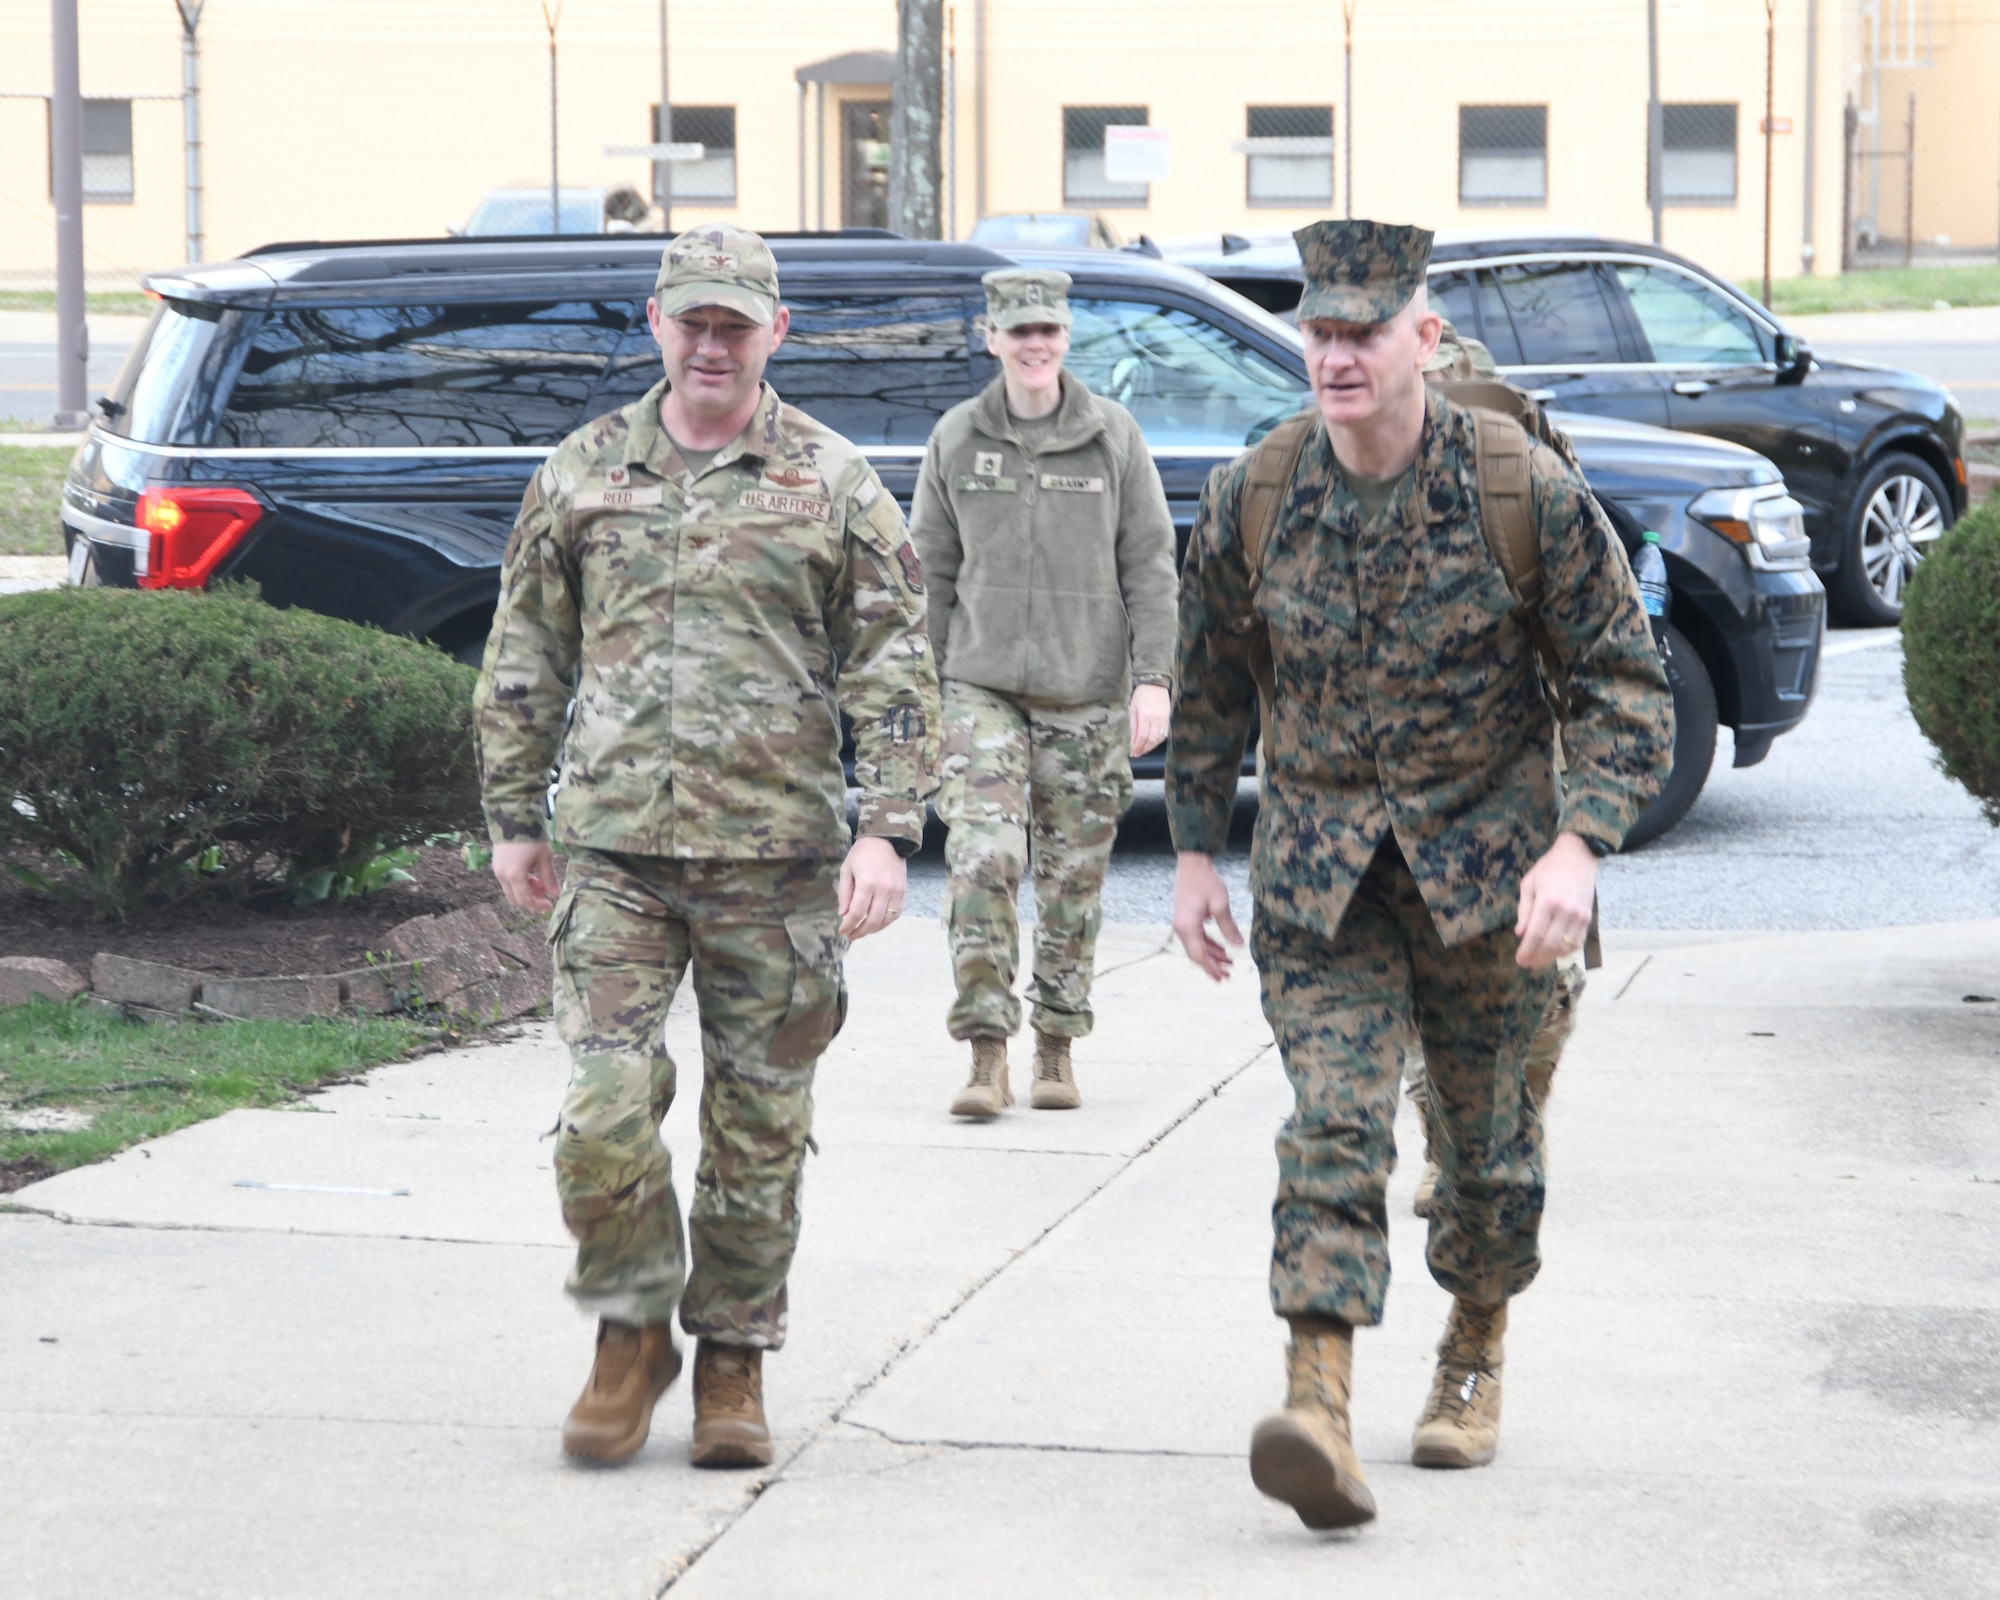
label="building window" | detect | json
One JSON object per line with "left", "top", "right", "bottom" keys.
{"left": 49, "top": 98, "right": 133, "bottom": 202}
{"left": 1660, "top": 103, "right": 1737, "bottom": 204}
{"left": 1241, "top": 106, "right": 1333, "bottom": 206}
{"left": 1459, "top": 104, "right": 1546, "bottom": 206}
{"left": 1063, "top": 106, "right": 1148, "bottom": 206}
{"left": 654, "top": 104, "right": 737, "bottom": 204}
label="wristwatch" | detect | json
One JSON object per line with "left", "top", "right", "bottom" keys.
{"left": 1581, "top": 835, "right": 1615, "bottom": 859}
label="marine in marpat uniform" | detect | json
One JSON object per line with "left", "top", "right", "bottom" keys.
{"left": 911, "top": 268, "right": 1178, "bottom": 1117}
{"left": 1166, "top": 220, "right": 1673, "bottom": 1529}
{"left": 474, "top": 225, "right": 941, "bottom": 1470}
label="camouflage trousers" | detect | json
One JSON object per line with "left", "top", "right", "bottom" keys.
{"left": 1254, "top": 837, "right": 1550, "bottom": 1327}
{"left": 548, "top": 849, "right": 846, "bottom": 1349}
{"left": 1406, "top": 950, "right": 1586, "bottom": 1120}
{"left": 937, "top": 679, "right": 1134, "bottom": 1041}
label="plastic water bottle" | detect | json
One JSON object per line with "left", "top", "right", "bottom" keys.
{"left": 1634, "top": 531, "right": 1671, "bottom": 638}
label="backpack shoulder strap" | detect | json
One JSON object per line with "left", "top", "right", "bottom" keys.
{"left": 1238, "top": 411, "right": 1316, "bottom": 593}
{"left": 1471, "top": 408, "right": 1542, "bottom": 610}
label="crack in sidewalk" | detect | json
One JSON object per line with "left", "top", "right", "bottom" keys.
{"left": 653, "top": 1036, "right": 1275, "bottom": 1594}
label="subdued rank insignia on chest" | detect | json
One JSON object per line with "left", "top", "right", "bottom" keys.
{"left": 740, "top": 488, "right": 834, "bottom": 522}
{"left": 761, "top": 466, "right": 819, "bottom": 492}
{"left": 1039, "top": 473, "right": 1105, "bottom": 493}
{"left": 974, "top": 451, "right": 1004, "bottom": 477}
{"left": 955, "top": 475, "right": 1018, "bottom": 493}
{"left": 573, "top": 484, "right": 665, "bottom": 512}
{"left": 896, "top": 539, "right": 926, "bottom": 593}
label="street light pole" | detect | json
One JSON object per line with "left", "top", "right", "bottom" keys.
{"left": 175, "top": 0, "right": 206, "bottom": 264}
{"left": 51, "top": 0, "right": 88, "bottom": 429}
{"left": 658, "top": 0, "right": 672, "bottom": 232}
{"left": 542, "top": 2, "right": 562, "bottom": 234}
{"left": 1762, "top": 0, "right": 1777, "bottom": 307}
{"left": 1647, "top": 0, "right": 1664, "bottom": 245}
{"left": 1342, "top": 1, "right": 1355, "bottom": 219}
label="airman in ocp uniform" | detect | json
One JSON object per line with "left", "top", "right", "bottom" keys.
{"left": 1168, "top": 220, "right": 1673, "bottom": 1529}
{"left": 474, "top": 225, "right": 941, "bottom": 1471}
{"left": 911, "top": 268, "right": 1179, "bottom": 1116}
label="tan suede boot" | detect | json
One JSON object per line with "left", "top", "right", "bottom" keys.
{"left": 1029, "top": 1031, "right": 1081, "bottom": 1110}
{"left": 1412, "top": 1298, "right": 1507, "bottom": 1468}
{"left": 690, "top": 1340, "right": 774, "bottom": 1469}
{"left": 950, "top": 1037, "right": 1013, "bottom": 1120}
{"left": 1412, "top": 1160, "right": 1441, "bottom": 1219}
{"left": 561, "top": 1319, "right": 682, "bottom": 1464}
{"left": 1249, "top": 1316, "right": 1377, "bottom": 1529}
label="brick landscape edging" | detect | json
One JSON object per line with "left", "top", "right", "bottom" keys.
{"left": 2, "top": 903, "right": 548, "bottom": 1024}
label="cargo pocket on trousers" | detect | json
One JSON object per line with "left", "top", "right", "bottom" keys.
{"left": 770, "top": 910, "right": 848, "bottom": 1068}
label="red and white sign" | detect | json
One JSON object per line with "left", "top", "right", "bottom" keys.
{"left": 1760, "top": 117, "right": 1794, "bottom": 135}
{"left": 1104, "top": 126, "right": 1171, "bottom": 183}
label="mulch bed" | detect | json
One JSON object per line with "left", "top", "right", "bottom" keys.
{"left": 0, "top": 842, "right": 545, "bottom": 984}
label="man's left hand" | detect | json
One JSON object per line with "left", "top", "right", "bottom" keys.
{"left": 1515, "top": 831, "right": 1599, "bottom": 968}
{"left": 840, "top": 835, "right": 907, "bottom": 940}
{"left": 1130, "top": 683, "right": 1171, "bottom": 757}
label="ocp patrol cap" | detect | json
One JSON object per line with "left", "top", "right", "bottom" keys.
{"left": 654, "top": 224, "right": 780, "bottom": 324}
{"left": 1294, "top": 219, "right": 1435, "bottom": 324}
{"left": 981, "top": 267, "right": 1073, "bottom": 330}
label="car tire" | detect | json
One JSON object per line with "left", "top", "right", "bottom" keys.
{"left": 1826, "top": 453, "right": 1952, "bottom": 627}
{"left": 1622, "top": 622, "right": 1718, "bottom": 851}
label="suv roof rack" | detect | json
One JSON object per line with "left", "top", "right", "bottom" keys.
{"left": 242, "top": 227, "right": 908, "bottom": 257}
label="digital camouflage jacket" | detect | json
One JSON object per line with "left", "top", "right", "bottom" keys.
{"left": 1166, "top": 389, "right": 1673, "bottom": 945}
{"left": 475, "top": 379, "right": 941, "bottom": 859}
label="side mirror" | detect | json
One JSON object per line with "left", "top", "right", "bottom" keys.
{"left": 1774, "top": 332, "right": 1811, "bottom": 384}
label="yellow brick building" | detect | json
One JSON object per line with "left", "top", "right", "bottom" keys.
{"left": 0, "top": 0, "right": 1994, "bottom": 287}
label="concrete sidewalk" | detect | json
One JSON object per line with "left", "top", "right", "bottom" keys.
{"left": 4, "top": 918, "right": 1997, "bottom": 1598}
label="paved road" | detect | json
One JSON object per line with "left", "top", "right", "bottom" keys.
{"left": 1787, "top": 304, "right": 2000, "bottom": 420}
{"left": 0, "top": 312, "right": 147, "bottom": 425}
{"left": 908, "top": 634, "right": 2000, "bottom": 933}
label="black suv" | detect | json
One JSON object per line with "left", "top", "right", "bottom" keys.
{"left": 65, "top": 235, "right": 1823, "bottom": 844}
{"left": 1170, "top": 230, "right": 1968, "bottom": 626}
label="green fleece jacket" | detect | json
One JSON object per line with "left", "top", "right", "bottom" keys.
{"left": 910, "top": 373, "right": 1178, "bottom": 706}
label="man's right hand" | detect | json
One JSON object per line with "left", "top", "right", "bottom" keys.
{"left": 1172, "top": 851, "right": 1243, "bottom": 981}
{"left": 493, "top": 839, "right": 560, "bottom": 913}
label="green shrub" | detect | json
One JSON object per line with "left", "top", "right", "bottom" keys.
{"left": 0, "top": 583, "right": 481, "bottom": 913}
{"left": 1903, "top": 496, "right": 2000, "bottom": 825}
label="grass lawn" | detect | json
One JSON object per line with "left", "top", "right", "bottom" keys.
{"left": 0, "top": 1000, "right": 435, "bottom": 1191}
{"left": 0, "top": 446, "right": 73, "bottom": 557}
{"left": 1750, "top": 263, "right": 2000, "bottom": 317}
{"left": 0, "top": 289, "right": 153, "bottom": 317}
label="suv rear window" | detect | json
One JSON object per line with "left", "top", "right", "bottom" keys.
{"left": 100, "top": 300, "right": 228, "bottom": 444}
{"left": 214, "top": 300, "right": 631, "bottom": 449}
{"left": 591, "top": 294, "right": 980, "bottom": 446}
{"left": 1487, "top": 262, "right": 1623, "bottom": 366}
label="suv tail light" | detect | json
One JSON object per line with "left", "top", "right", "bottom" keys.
{"left": 134, "top": 486, "right": 264, "bottom": 589}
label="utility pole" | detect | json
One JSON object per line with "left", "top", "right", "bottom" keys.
{"left": 1647, "top": 0, "right": 1664, "bottom": 245}
{"left": 973, "top": 0, "right": 987, "bottom": 222}
{"left": 888, "top": 0, "right": 943, "bottom": 240}
{"left": 1801, "top": 0, "right": 1818, "bottom": 274}
{"left": 945, "top": 3, "right": 957, "bottom": 240}
{"left": 51, "top": 0, "right": 88, "bottom": 429}
{"left": 175, "top": 0, "right": 206, "bottom": 263}
{"left": 657, "top": 0, "right": 672, "bottom": 232}
{"left": 1762, "top": 0, "right": 1777, "bottom": 307}
{"left": 1342, "top": 1, "right": 1355, "bottom": 219}
{"left": 542, "top": 2, "right": 562, "bottom": 233}
{"left": 1903, "top": 91, "right": 1915, "bottom": 269}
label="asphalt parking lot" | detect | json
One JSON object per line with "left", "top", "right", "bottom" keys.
{"left": 905, "top": 633, "right": 2000, "bottom": 934}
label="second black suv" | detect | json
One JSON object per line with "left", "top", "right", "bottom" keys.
{"left": 1171, "top": 230, "right": 1968, "bottom": 626}
{"left": 66, "top": 235, "right": 1823, "bottom": 844}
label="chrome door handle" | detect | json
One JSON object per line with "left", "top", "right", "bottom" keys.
{"left": 1672, "top": 379, "right": 1711, "bottom": 397}
{"left": 1526, "top": 389, "right": 1556, "bottom": 403}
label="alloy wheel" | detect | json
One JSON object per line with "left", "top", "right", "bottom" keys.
{"left": 1857, "top": 472, "right": 1944, "bottom": 607}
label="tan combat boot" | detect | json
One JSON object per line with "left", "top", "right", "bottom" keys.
{"left": 1411, "top": 1298, "right": 1507, "bottom": 1468}
{"left": 690, "top": 1340, "right": 774, "bottom": 1469}
{"left": 561, "top": 1318, "right": 682, "bottom": 1464}
{"left": 950, "top": 1037, "right": 1014, "bottom": 1120}
{"left": 1029, "top": 1031, "right": 1081, "bottom": 1110}
{"left": 1412, "top": 1160, "right": 1441, "bottom": 1219}
{"left": 1249, "top": 1316, "right": 1377, "bottom": 1529}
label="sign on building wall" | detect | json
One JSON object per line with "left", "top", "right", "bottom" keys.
{"left": 1104, "top": 126, "right": 1170, "bottom": 184}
